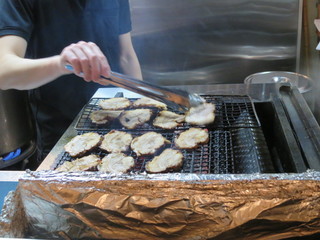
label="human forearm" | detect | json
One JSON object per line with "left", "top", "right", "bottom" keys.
{"left": 119, "top": 52, "right": 142, "bottom": 80}
{"left": 118, "top": 32, "right": 143, "bottom": 80}
{"left": 0, "top": 54, "right": 66, "bottom": 90}
{"left": 0, "top": 35, "right": 112, "bottom": 90}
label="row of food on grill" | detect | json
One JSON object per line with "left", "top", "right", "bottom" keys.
{"left": 90, "top": 97, "right": 216, "bottom": 128}
{"left": 55, "top": 128, "right": 209, "bottom": 173}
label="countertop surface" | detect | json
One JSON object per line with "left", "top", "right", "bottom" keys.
{"left": 0, "top": 171, "right": 24, "bottom": 209}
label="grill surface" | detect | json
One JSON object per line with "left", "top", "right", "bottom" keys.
{"left": 55, "top": 95, "right": 274, "bottom": 174}
{"left": 76, "top": 95, "right": 261, "bottom": 130}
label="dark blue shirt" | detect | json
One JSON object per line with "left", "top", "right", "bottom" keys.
{"left": 0, "top": 0, "right": 132, "bottom": 155}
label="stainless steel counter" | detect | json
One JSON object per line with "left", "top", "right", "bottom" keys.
{"left": 38, "top": 82, "right": 320, "bottom": 172}
{"left": 9, "top": 84, "right": 320, "bottom": 239}
{"left": 37, "top": 83, "right": 283, "bottom": 171}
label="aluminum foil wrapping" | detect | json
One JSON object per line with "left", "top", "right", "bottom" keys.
{"left": 2, "top": 170, "right": 320, "bottom": 239}
{"left": 0, "top": 190, "right": 27, "bottom": 238}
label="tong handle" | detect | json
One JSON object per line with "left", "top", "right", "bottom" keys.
{"left": 65, "top": 64, "right": 193, "bottom": 111}
{"left": 109, "top": 71, "right": 191, "bottom": 109}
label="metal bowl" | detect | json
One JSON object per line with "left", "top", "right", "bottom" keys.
{"left": 244, "top": 71, "right": 313, "bottom": 94}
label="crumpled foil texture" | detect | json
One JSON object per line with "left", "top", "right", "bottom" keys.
{"left": 0, "top": 190, "right": 27, "bottom": 238}
{"left": 2, "top": 170, "right": 320, "bottom": 239}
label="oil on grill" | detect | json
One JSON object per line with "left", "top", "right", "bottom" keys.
{"left": 54, "top": 95, "right": 274, "bottom": 174}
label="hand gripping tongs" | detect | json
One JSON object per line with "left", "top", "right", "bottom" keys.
{"left": 65, "top": 64, "right": 204, "bottom": 112}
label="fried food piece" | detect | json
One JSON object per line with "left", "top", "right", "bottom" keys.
{"left": 185, "top": 103, "right": 216, "bottom": 125}
{"left": 90, "top": 110, "right": 123, "bottom": 124}
{"left": 64, "top": 132, "right": 102, "bottom": 157}
{"left": 153, "top": 110, "right": 185, "bottom": 129}
{"left": 100, "top": 130, "right": 133, "bottom": 153}
{"left": 133, "top": 97, "right": 167, "bottom": 109}
{"left": 55, "top": 155, "right": 100, "bottom": 172}
{"left": 145, "top": 148, "right": 184, "bottom": 173}
{"left": 98, "top": 153, "right": 135, "bottom": 173}
{"left": 119, "top": 109, "right": 153, "bottom": 129}
{"left": 99, "top": 97, "right": 131, "bottom": 110}
{"left": 131, "top": 132, "right": 169, "bottom": 156}
{"left": 175, "top": 128, "right": 209, "bottom": 149}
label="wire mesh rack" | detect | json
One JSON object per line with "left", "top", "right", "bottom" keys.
{"left": 54, "top": 95, "right": 274, "bottom": 174}
{"left": 75, "top": 95, "right": 260, "bottom": 131}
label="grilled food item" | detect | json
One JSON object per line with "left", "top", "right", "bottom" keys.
{"left": 99, "top": 97, "right": 131, "bottom": 110}
{"left": 55, "top": 155, "right": 100, "bottom": 172}
{"left": 133, "top": 97, "right": 167, "bottom": 109}
{"left": 119, "top": 109, "right": 153, "bottom": 129}
{"left": 175, "top": 128, "right": 209, "bottom": 149}
{"left": 90, "top": 110, "right": 123, "bottom": 124}
{"left": 64, "top": 132, "right": 102, "bottom": 157}
{"left": 98, "top": 153, "right": 135, "bottom": 173}
{"left": 145, "top": 148, "right": 184, "bottom": 173}
{"left": 131, "top": 132, "right": 169, "bottom": 156}
{"left": 100, "top": 130, "right": 133, "bottom": 153}
{"left": 185, "top": 102, "right": 216, "bottom": 125}
{"left": 153, "top": 110, "right": 185, "bottom": 129}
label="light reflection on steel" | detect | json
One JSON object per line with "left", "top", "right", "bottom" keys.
{"left": 130, "top": 0, "right": 301, "bottom": 85}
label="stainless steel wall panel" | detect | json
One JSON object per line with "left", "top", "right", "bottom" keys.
{"left": 130, "top": 0, "right": 302, "bottom": 85}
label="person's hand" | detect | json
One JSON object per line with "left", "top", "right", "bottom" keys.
{"left": 60, "top": 41, "right": 111, "bottom": 85}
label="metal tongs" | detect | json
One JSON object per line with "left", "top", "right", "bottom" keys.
{"left": 65, "top": 64, "right": 204, "bottom": 112}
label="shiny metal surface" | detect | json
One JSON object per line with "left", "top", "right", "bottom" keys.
{"left": 244, "top": 71, "right": 315, "bottom": 110}
{"left": 244, "top": 71, "right": 313, "bottom": 93}
{"left": 37, "top": 83, "right": 320, "bottom": 172}
{"left": 65, "top": 64, "right": 204, "bottom": 111}
{"left": 130, "top": 0, "right": 302, "bottom": 85}
{"left": 0, "top": 90, "right": 35, "bottom": 156}
{"left": 109, "top": 71, "right": 204, "bottom": 111}
{"left": 36, "top": 84, "right": 280, "bottom": 170}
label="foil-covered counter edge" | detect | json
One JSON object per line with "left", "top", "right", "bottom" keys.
{"left": 2, "top": 170, "right": 320, "bottom": 239}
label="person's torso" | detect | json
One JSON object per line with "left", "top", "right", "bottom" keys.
{"left": 28, "top": 0, "right": 123, "bottom": 66}
{"left": 27, "top": 0, "right": 131, "bottom": 147}
{"left": 26, "top": 0, "right": 131, "bottom": 120}
{"left": 0, "top": 0, "right": 132, "bottom": 151}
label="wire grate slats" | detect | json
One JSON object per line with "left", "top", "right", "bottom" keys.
{"left": 55, "top": 95, "right": 274, "bottom": 174}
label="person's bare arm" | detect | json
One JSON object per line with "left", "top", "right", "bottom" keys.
{"left": 118, "top": 32, "right": 142, "bottom": 80}
{"left": 0, "top": 35, "right": 65, "bottom": 90}
{"left": 0, "top": 35, "right": 111, "bottom": 90}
